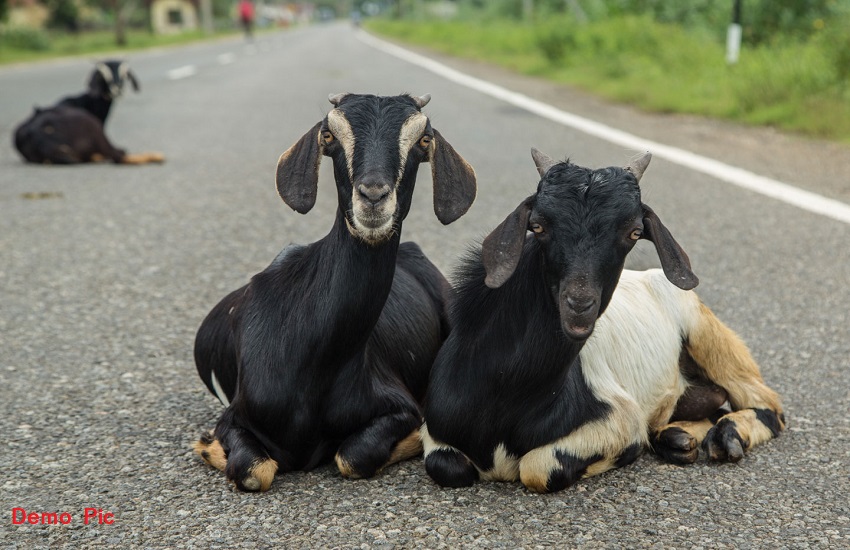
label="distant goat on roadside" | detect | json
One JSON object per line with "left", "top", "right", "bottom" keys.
{"left": 422, "top": 149, "right": 784, "bottom": 493}
{"left": 13, "top": 60, "right": 164, "bottom": 165}
{"left": 193, "top": 93, "right": 477, "bottom": 492}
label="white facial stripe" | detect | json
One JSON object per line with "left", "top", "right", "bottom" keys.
{"left": 396, "top": 113, "right": 428, "bottom": 184}
{"left": 327, "top": 109, "right": 355, "bottom": 180}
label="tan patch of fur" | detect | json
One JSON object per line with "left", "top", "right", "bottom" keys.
{"left": 327, "top": 109, "right": 355, "bottom": 179}
{"left": 335, "top": 453, "right": 360, "bottom": 479}
{"left": 194, "top": 436, "right": 227, "bottom": 471}
{"left": 90, "top": 153, "right": 105, "bottom": 163}
{"left": 657, "top": 418, "right": 715, "bottom": 445}
{"left": 518, "top": 446, "right": 560, "bottom": 493}
{"left": 244, "top": 458, "right": 278, "bottom": 492}
{"left": 687, "top": 302, "right": 783, "bottom": 415}
{"left": 480, "top": 444, "right": 520, "bottom": 482}
{"left": 719, "top": 409, "right": 777, "bottom": 448}
{"left": 560, "top": 395, "right": 648, "bottom": 460}
{"left": 583, "top": 457, "right": 616, "bottom": 478}
{"left": 121, "top": 152, "right": 165, "bottom": 165}
{"left": 387, "top": 429, "right": 423, "bottom": 465}
{"left": 647, "top": 388, "right": 687, "bottom": 433}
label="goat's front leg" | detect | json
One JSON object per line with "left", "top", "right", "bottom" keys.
{"left": 420, "top": 424, "right": 480, "bottom": 487}
{"left": 519, "top": 406, "right": 645, "bottom": 493}
{"left": 686, "top": 302, "right": 785, "bottom": 462}
{"left": 193, "top": 407, "right": 278, "bottom": 492}
{"left": 334, "top": 410, "right": 422, "bottom": 479}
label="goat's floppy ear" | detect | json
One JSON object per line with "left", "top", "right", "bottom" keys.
{"left": 429, "top": 128, "right": 477, "bottom": 225}
{"left": 642, "top": 204, "right": 699, "bottom": 290}
{"left": 127, "top": 70, "right": 140, "bottom": 92}
{"left": 276, "top": 121, "right": 323, "bottom": 214}
{"left": 481, "top": 198, "right": 533, "bottom": 289}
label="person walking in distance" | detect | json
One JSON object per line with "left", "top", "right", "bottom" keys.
{"left": 238, "top": 0, "right": 254, "bottom": 40}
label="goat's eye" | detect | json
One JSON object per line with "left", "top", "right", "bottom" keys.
{"left": 530, "top": 223, "right": 545, "bottom": 234}
{"left": 322, "top": 131, "right": 334, "bottom": 144}
{"left": 419, "top": 135, "right": 432, "bottom": 148}
{"left": 629, "top": 229, "right": 642, "bottom": 240}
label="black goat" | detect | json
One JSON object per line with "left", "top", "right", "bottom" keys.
{"left": 422, "top": 149, "right": 784, "bottom": 493}
{"left": 13, "top": 60, "right": 164, "bottom": 165}
{"left": 193, "top": 93, "right": 477, "bottom": 491}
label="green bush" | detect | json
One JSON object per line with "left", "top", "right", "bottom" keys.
{"left": 0, "top": 27, "right": 51, "bottom": 51}
{"left": 534, "top": 18, "right": 576, "bottom": 64}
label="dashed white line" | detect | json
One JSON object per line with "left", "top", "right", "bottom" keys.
{"left": 167, "top": 65, "right": 198, "bottom": 80}
{"left": 357, "top": 31, "right": 850, "bottom": 225}
{"left": 217, "top": 53, "right": 236, "bottom": 65}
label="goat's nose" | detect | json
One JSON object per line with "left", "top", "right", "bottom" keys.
{"left": 358, "top": 184, "right": 390, "bottom": 205}
{"left": 566, "top": 296, "right": 596, "bottom": 315}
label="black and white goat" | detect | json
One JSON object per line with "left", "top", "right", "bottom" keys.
{"left": 13, "top": 60, "right": 164, "bottom": 165}
{"left": 422, "top": 149, "right": 784, "bottom": 493}
{"left": 193, "top": 93, "right": 477, "bottom": 491}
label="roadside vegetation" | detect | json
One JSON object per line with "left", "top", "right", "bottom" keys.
{"left": 367, "top": 0, "right": 850, "bottom": 143}
{"left": 0, "top": 27, "right": 241, "bottom": 65}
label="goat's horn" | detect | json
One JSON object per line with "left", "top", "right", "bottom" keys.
{"left": 531, "top": 147, "right": 557, "bottom": 178}
{"left": 328, "top": 93, "right": 347, "bottom": 106}
{"left": 626, "top": 152, "right": 652, "bottom": 183}
{"left": 414, "top": 94, "right": 431, "bottom": 109}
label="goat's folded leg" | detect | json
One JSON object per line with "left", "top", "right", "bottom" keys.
{"left": 651, "top": 381, "right": 729, "bottom": 464}
{"left": 334, "top": 410, "right": 422, "bottom": 479}
{"left": 193, "top": 408, "right": 278, "bottom": 492}
{"left": 652, "top": 418, "right": 716, "bottom": 464}
{"left": 120, "top": 151, "right": 165, "bottom": 164}
{"left": 420, "top": 424, "right": 479, "bottom": 488}
{"left": 685, "top": 301, "right": 785, "bottom": 462}
{"left": 519, "top": 400, "right": 646, "bottom": 493}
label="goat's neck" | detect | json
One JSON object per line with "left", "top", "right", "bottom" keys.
{"left": 495, "top": 241, "right": 585, "bottom": 384}
{"left": 80, "top": 94, "right": 112, "bottom": 124}
{"left": 311, "top": 209, "right": 401, "bottom": 347}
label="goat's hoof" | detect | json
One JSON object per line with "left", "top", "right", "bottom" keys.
{"left": 653, "top": 426, "right": 699, "bottom": 465}
{"left": 194, "top": 432, "right": 227, "bottom": 471}
{"left": 424, "top": 448, "right": 478, "bottom": 488}
{"left": 232, "top": 458, "right": 278, "bottom": 492}
{"left": 703, "top": 418, "right": 747, "bottom": 462}
{"left": 335, "top": 453, "right": 365, "bottom": 479}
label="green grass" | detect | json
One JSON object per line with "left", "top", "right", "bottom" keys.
{"left": 366, "top": 16, "right": 850, "bottom": 143}
{"left": 0, "top": 27, "right": 243, "bottom": 66}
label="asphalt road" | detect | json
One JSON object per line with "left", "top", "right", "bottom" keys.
{"left": 1, "top": 22, "right": 849, "bottom": 549}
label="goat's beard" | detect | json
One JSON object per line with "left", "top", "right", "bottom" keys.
{"left": 345, "top": 213, "right": 398, "bottom": 246}
{"left": 348, "top": 194, "right": 398, "bottom": 245}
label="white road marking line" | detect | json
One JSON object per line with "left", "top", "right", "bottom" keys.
{"left": 218, "top": 52, "right": 236, "bottom": 65}
{"left": 357, "top": 31, "right": 850, "bottom": 226}
{"left": 167, "top": 65, "right": 198, "bottom": 80}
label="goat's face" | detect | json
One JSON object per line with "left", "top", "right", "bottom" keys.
{"left": 482, "top": 149, "right": 698, "bottom": 342}
{"left": 325, "top": 94, "right": 430, "bottom": 243}
{"left": 276, "top": 93, "right": 477, "bottom": 245}
{"left": 89, "top": 60, "right": 139, "bottom": 100}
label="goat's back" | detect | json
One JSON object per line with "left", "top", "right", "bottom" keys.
{"left": 14, "top": 106, "right": 111, "bottom": 164}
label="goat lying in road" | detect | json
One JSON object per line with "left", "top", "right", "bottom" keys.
{"left": 13, "top": 60, "right": 164, "bottom": 165}
{"left": 422, "top": 149, "right": 784, "bottom": 493}
{"left": 193, "top": 93, "right": 477, "bottom": 491}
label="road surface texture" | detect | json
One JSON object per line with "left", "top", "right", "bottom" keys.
{"left": 1, "top": 23, "right": 848, "bottom": 548}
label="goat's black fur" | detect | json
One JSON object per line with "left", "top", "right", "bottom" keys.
{"left": 194, "top": 93, "right": 476, "bottom": 491}
{"left": 12, "top": 60, "right": 162, "bottom": 165}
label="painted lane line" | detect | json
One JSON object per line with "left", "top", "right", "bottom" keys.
{"left": 218, "top": 53, "right": 236, "bottom": 65}
{"left": 357, "top": 31, "right": 850, "bottom": 226}
{"left": 167, "top": 65, "right": 198, "bottom": 80}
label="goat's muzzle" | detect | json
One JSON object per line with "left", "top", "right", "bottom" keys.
{"left": 558, "top": 283, "right": 601, "bottom": 342}
{"left": 349, "top": 178, "right": 398, "bottom": 244}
